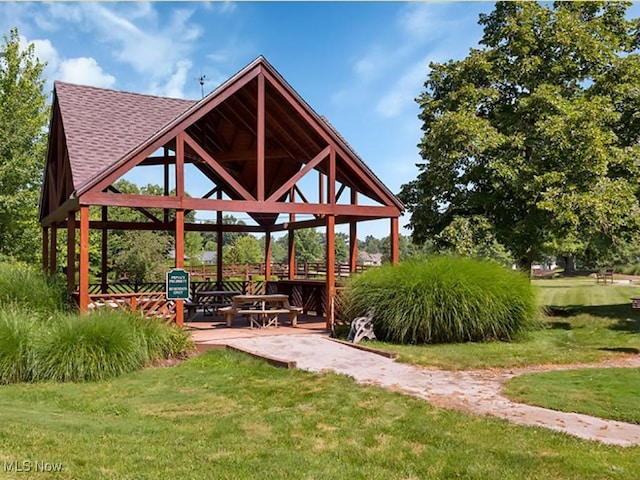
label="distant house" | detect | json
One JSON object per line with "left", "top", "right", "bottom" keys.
{"left": 199, "top": 251, "right": 216, "bottom": 264}
{"left": 167, "top": 249, "right": 189, "bottom": 261}
{"left": 358, "top": 252, "right": 383, "bottom": 266}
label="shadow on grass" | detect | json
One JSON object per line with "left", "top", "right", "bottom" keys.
{"left": 544, "top": 303, "right": 640, "bottom": 333}
{"left": 598, "top": 347, "right": 640, "bottom": 354}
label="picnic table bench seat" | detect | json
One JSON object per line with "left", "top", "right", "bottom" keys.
{"left": 219, "top": 297, "right": 302, "bottom": 328}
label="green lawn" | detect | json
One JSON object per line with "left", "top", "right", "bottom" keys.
{"left": 370, "top": 277, "right": 640, "bottom": 370}
{"left": 503, "top": 367, "right": 640, "bottom": 425}
{"left": 0, "top": 350, "right": 638, "bottom": 479}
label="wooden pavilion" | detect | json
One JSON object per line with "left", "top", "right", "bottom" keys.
{"left": 39, "top": 56, "right": 403, "bottom": 329}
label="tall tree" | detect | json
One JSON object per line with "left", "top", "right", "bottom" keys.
{"left": 0, "top": 28, "right": 49, "bottom": 262}
{"left": 399, "top": 2, "right": 640, "bottom": 271}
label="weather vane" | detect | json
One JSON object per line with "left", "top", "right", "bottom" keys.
{"left": 196, "top": 71, "right": 206, "bottom": 98}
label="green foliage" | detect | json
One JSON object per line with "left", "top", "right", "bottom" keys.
{"left": 0, "top": 28, "right": 50, "bottom": 263}
{"left": 294, "top": 228, "right": 324, "bottom": 263}
{"left": 0, "top": 261, "right": 69, "bottom": 314}
{"left": 222, "top": 234, "right": 263, "bottom": 265}
{"left": 344, "top": 256, "right": 538, "bottom": 344}
{"left": 399, "top": 2, "right": 640, "bottom": 271}
{"left": 133, "top": 317, "right": 194, "bottom": 363}
{"left": 0, "top": 307, "right": 34, "bottom": 384}
{"left": 113, "top": 230, "right": 171, "bottom": 283}
{"left": 32, "top": 311, "right": 148, "bottom": 382}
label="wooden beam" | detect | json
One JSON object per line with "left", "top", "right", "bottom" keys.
{"left": 163, "top": 146, "right": 170, "bottom": 223}
{"left": 82, "top": 68, "right": 260, "bottom": 196}
{"left": 325, "top": 215, "right": 336, "bottom": 331}
{"left": 81, "top": 192, "right": 401, "bottom": 217}
{"left": 49, "top": 225, "right": 57, "bottom": 276}
{"left": 175, "top": 209, "right": 185, "bottom": 326}
{"left": 101, "top": 207, "right": 108, "bottom": 294}
{"left": 176, "top": 133, "right": 185, "bottom": 197}
{"left": 257, "top": 73, "right": 265, "bottom": 201}
{"left": 67, "top": 212, "right": 76, "bottom": 289}
{"left": 216, "top": 189, "right": 223, "bottom": 288}
{"left": 264, "top": 232, "right": 271, "bottom": 280}
{"left": 288, "top": 188, "right": 295, "bottom": 280}
{"left": 79, "top": 206, "right": 90, "bottom": 313}
{"left": 106, "top": 186, "right": 163, "bottom": 223}
{"left": 328, "top": 147, "right": 336, "bottom": 204}
{"left": 42, "top": 227, "right": 49, "bottom": 274}
{"left": 350, "top": 189, "right": 358, "bottom": 273}
{"left": 183, "top": 131, "right": 255, "bottom": 201}
{"left": 390, "top": 216, "right": 399, "bottom": 265}
{"left": 41, "top": 198, "right": 79, "bottom": 227}
{"left": 266, "top": 146, "right": 330, "bottom": 202}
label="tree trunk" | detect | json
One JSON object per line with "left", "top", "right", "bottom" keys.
{"left": 518, "top": 248, "right": 534, "bottom": 278}
{"left": 563, "top": 254, "right": 576, "bottom": 274}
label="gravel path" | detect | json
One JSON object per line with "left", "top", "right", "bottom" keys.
{"left": 207, "top": 334, "right": 640, "bottom": 447}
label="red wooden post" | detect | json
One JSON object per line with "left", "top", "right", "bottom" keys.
{"left": 175, "top": 133, "right": 185, "bottom": 326}
{"left": 264, "top": 231, "right": 272, "bottom": 281}
{"left": 349, "top": 188, "right": 358, "bottom": 273}
{"left": 49, "top": 225, "right": 57, "bottom": 276}
{"left": 216, "top": 189, "right": 223, "bottom": 288}
{"left": 326, "top": 216, "right": 336, "bottom": 331}
{"left": 79, "top": 206, "right": 90, "bottom": 313}
{"left": 257, "top": 72, "right": 265, "bottom": 201}
{"left": 42, "top": 227, "right": 49, "bottom": 274}
{"left": 288, "top": 187, "right": 296, "bottom": 280}
{"left": 390, "top": 217, "right": 400, "bottom": 265}
{"left": 67, "top": 212, "right": 76, "bottom": 290}
{"left": 101, "top": 206, "right": 108, "bottom": 294}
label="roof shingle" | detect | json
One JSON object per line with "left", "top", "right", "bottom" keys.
{"left": 55, "top": 82, "right": 195, "bottom": 191}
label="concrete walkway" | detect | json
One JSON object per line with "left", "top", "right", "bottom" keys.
{"left": 202, "top": 334, "right": 640, "bottom": 447}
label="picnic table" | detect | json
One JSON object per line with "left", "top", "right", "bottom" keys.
{"left": 184, "top": 290, "right": 239, "bottom": 321}
{"left": 219, "top": 294, "right": 302, "bottom": 329}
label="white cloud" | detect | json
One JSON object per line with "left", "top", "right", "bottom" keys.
{"left": 376, "top": 56, "right": 430, "bottom": 118}
{"left": 31, "top": 38, "right": 60, "bottom": 70}
{"left": 58, "top": 57, "right": 116, "bottom": 88}
{"left": 154, "top": 59, "right": 193, "bottom": 98}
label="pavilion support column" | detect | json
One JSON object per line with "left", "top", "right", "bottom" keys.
{"left": 66, "top": 212, "right": 76, "bottom": 290}
{"left": 264, "top": 231, "right": 272, "bottom": 284}
{"left": 163, "top": 146, "right": 170, "bottom": 223}
{"left": 390, "top": 217, "right": 400, "bottom": 265}
{"left": 175, "top": 132, "right": 185, "bottom": 326}
{"left": 325, "top": 215, "right": 336, "bottom": 331}
{"left": 49, "top": 224, "right": 57, "bottom": 276}
{"left": 175, "top": 209, "right": 185, "bottom": 326}
{"left": 216, "top": 189, "right": 223, "bottom": 289}
{"left": 349, "top": 189, "right": 358, "bottom": 273}
{"left": 257, "top": 72, "right": 265, "bottom": 201}
{"left": 79, "top": 206, "right": 90, "bottom": 313}
{"left": 101, "top": 207, "right": 108, "bottom": 294}
{"left": 42, "top": 227, "right": 49, "bottom": 274}
{"left": 288, "top": 187, "right": 296, "bottom": 280}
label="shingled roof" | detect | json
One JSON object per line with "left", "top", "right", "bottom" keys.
{"left": 55, "top": 82, "right": 195, "bottom": 191}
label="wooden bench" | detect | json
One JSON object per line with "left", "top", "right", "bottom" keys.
{"left": 219, "top": 294, "right": 302, "bottom": 328}
{"left": 596, "top": 269, "right": 615, "bottom": 284}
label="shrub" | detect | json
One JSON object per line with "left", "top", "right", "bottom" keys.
{"left": 0, "top": 307, "right": 36, "bottom": 383}
{"left": 134, "top": 317, "right": 195, "bottom": 363}
{"left": 343, "top": 256, "right": 538, "bottom": 344}
{"left": 0, "top": 262, "right": 69, "bottom": 314}
{"left": 32, "top": 311, "right": 147, "bottom": 382}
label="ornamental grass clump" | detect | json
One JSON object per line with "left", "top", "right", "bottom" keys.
{"left": 32, "top": 311, "right": 147, "bottom": 382}
{"left": 344, "top": 256, "right": 538, "bottom": 344}
{"left": 134, "top": 317, "right": 195, "bottom": 363}
{"left": 0, "top": 262, "right": 69, "bottom": 314}
{"left": 0, "top": 307, "right": 36, "bottom": 384}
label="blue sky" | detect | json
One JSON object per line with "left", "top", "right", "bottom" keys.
{"left": 0, "top": 2, "right": 509, "bottom": 237}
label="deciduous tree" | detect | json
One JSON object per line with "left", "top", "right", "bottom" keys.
{"left": 399, "top": 2, "right": 640, "bottom": 271}
{"left": 0, "top": 28, "right": 49, "bottom": 262}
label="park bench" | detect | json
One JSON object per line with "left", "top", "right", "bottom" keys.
{"left": 596, "top": 269, "right": 615, "bottom": 284}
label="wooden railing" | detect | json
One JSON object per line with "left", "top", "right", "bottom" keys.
{"left": 184, "top": 262, "right": 372, "bottom": 280}
{"left": 76, "top": 292, "right": 178, "bottom": 323}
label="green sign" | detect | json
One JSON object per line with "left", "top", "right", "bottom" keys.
{"left": 166, "top": 269, "right": 190, "bottom": 300}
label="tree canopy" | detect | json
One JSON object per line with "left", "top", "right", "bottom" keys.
{"left": 0, "top": 28, "right": 49, "bottom": 263}
{"left": 399, "top": 1, "right": 640, "bottom": 270}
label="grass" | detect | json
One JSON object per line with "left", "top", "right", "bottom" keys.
{"left": 0, "top": 262, "right": 70, "bottom": 314}
{"left": 368, "top": 277, "right": 640, "bottom": 370}
{"left": 503, "top": 368, "right": 640, "bottom": 425}
{"left": 0, "top": 349, "right": 637, "bottom": 479}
